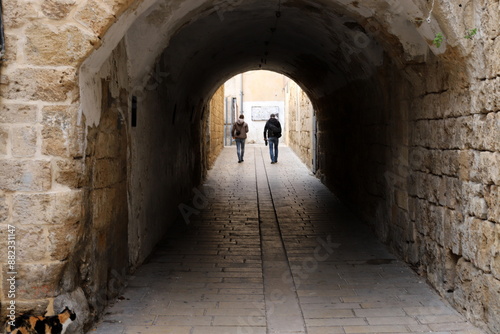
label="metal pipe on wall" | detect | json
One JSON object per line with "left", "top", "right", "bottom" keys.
{"left": 240, "top": 73, "right": 244, "bottom": 116}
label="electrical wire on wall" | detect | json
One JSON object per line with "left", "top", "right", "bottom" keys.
{"left": 0, "top": 0, "right": 5, "bottom": 59}
{"left": 259, "top": 0, "right": 282, "bottom": 69}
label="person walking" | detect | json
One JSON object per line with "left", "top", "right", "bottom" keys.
{"left": 232, "top": 114, "right": 249, "bottom": 163}
{"left": 263, "top": 113, "right": 282, "bottom": 164}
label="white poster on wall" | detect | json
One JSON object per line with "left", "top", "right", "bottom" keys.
{"left": 251, "top": 106, "right": 280, "bottom": 121}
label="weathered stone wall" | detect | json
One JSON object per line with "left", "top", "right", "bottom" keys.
{"left": 317, "top": 56, "right": 500, "bottom": 334}
{"left": 0, "top": 0, "right": 93, "bottom": 324}
{"left": 0, "top": 1, "right": 215, "bottom": 331}
{"left": 403, "top": 4, "right": 500, "bottom": 330}
{"left": 406, "top": 38, "right": 500, "bottom": 333}
{"left": 1, "top": 38, "right": 134, "bottom": 331}
{"left": 314, "top": 3, "right": 500, "bottom": 331}
{"left": 66, "top": 43, "right": 130, "bottom": 325}
{"left": 206, "top": 86, "right": 225, "bottom": 169}
{"left": 126, "top": 60, "right": 204, "bottom": 270}
{"left": 285, "top": 80, "right": 314, "bottom": 171}
{"left": 318, "top": 70, "right": 500, "bottom": 333}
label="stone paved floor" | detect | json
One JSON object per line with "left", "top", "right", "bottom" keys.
{"left": 89, "top": 145, "right": 486, "bottom": 334}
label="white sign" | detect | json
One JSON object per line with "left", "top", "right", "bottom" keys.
{"left": 251, "top": 106, "right": 279, "bottom": 121}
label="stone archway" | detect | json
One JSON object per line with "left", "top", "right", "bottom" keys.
{"left": 1, "top": 0, "right": 498, "bottom": 332}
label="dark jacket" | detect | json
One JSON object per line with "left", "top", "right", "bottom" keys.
{"left": 264, "top": 118, "right": 281, "bottom": 139}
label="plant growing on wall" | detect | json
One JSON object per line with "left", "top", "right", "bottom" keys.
{"left": 464, "top": 28, "right": 478, "bottom": 39}
{"left": 433, "top": 32, "right": 444, "bottom": 47}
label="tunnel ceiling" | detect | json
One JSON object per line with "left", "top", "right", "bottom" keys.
{"left": 110, "top": 0, "right": 449, "bottom": 105}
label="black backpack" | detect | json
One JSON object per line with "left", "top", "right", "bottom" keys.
{"left": 267, "top": 122, "right": 282, "bottom": 138}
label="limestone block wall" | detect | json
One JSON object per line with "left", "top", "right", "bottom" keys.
{"left": 407, "top": 68, "right": 500, "bottom": 332}
{"left": 1, "top": 37, "right": 133, "bottom": 330}
{"left": 314, "top": 3, "right": 500, "bottom": 330}
{"left": 285, "top": 80, "right": 314, "bottom": 171}
{"left": 0, "top": 0, "right": 216, "bottom": 331}
{"left": 206, "top": 86, "right": 225, "bottom": 169}
{"left": 318, "top": 57, "right": 500, "bottom": 334}
{"left": 406, "top": 4, "right": 500, "bottom": 330}
{"left": 70, "top": 43, "right": 129, "bottom": 322}
{"left": 0, "top": 0, "right": 98, "bottom": 321}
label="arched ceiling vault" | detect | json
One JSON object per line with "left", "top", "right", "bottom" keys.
{"left": 81, "top": 0, "right": 470, "bottom": 123}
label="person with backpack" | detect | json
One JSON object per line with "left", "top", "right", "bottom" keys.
{"left": 232, "top": 114, "right": 249, "bottom": 163}
{"left": 263, "top": 113, "right": 282, "bottom": 164}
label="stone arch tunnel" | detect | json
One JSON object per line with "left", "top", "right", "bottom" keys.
{"left": 0, "top": 0, "right": 499, "bottom": 333}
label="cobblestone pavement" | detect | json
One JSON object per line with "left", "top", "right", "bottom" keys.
{"left": 89, "top": 146, "right": 486, "bottom": 334}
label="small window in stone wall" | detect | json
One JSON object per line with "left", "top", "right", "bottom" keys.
{"left": 131, "top": 96, "right": 137, "bottom": 127}
{"left": 251, "top": 106, "right": 279, "bottom": 121}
